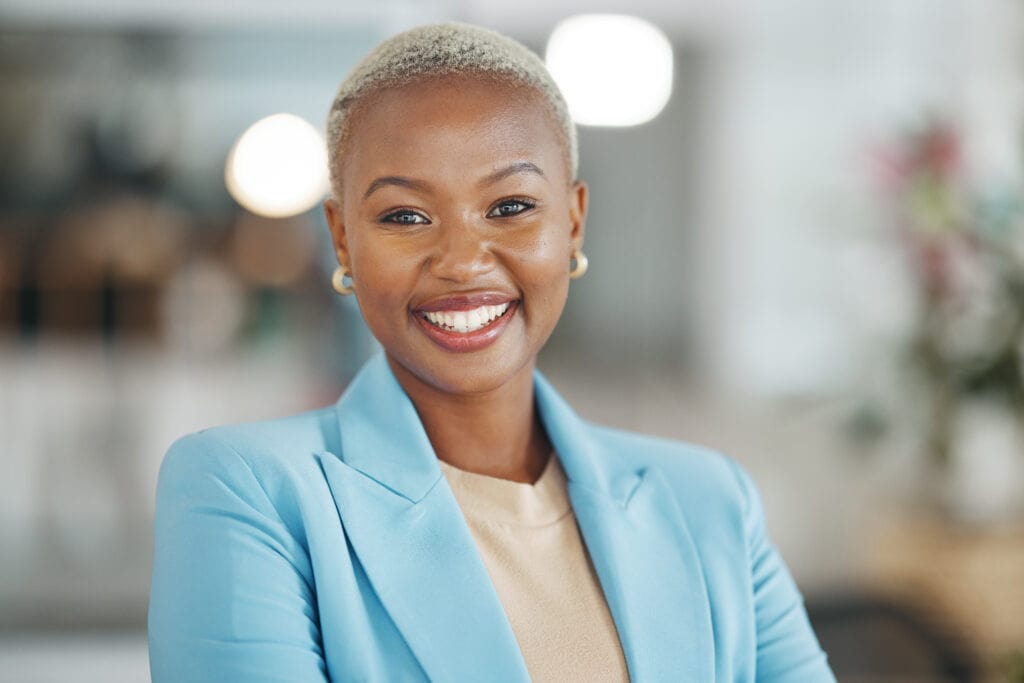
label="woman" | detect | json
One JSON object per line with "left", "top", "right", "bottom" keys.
{"left": 148, "top": 23, "right": 835, "bottom": 682}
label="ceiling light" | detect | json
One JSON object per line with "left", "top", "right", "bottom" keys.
{"left": 225, "top": 113, "right": 328, "bottom": 218}
{"left": 546, "top": 14, "right": 674, "bottom": 127}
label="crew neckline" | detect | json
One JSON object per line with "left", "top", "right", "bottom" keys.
{"left": 438, "top": 453, "right": 571, "bottom": 527}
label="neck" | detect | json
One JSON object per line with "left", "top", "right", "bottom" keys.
{"left": 387, "top": 357, "right": 551, "bottom": 484}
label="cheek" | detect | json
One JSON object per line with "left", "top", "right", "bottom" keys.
{"left": 350, "top": 240, "right": 416, "bottom": 329}
{"left": 511, "top": 217, "right": 572, "bottom": 268}
{"left": 515, "top": 235, "right": 572, "bottom": 321}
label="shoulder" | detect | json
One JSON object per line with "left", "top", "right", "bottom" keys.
{"left": 586, "top": 423, "right": 749, "bottom": 491}
{"left": 158, "top": 405, "right": 340, "bottom": 505}
{"left": 583, "top": 422, "right": 758, "bottom": 524}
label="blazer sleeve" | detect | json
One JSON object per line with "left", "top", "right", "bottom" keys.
{"left": 729, "top": 460, "right": 837, "bottom": 682}
{"left": 148, "top": 431, "right": 328, "bottom": 683}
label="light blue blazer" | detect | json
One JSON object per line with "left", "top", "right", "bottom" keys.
{"left": 148, "top": 353, "right": 835, "bottom": 682}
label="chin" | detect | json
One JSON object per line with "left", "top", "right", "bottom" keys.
{"left": 428, "top": 351, "right": 532, "bottom": 396}
{"left": 384, "top": 341, "right": 536, "bottom": 398}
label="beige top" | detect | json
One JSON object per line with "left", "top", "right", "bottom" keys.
{"left": 439, "top": 455, "right": 630, "bottom": 682}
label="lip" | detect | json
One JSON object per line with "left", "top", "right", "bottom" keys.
{"left": 414, "top": 292, "right": 517, "bottom": 312}
{"left": 412, "top": 299, "right": 519, "bottom": 353}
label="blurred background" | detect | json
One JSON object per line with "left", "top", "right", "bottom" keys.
{"left": 2, "top": 0, "right": 1023, "bottom": 680}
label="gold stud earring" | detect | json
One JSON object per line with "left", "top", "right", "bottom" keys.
{"left": 569, "top": 249, "right": 588, "bottom": 279}
{"left": 332, "top": 265, "right": 354, "bottom": 295}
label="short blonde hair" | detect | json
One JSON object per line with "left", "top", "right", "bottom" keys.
{"left": 325, "top": 22, "right": 578, "bottom": 196}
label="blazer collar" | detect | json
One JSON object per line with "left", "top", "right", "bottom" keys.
{"left": 332, "top": 352, "right": 639, "bottom": 504}
{"left": 325, "top": 352, "right": 714, "bottom": 681}
{"left": 332, "top": 352, "right": 441, "bottom": 503}
{"left": 532, "top": 368, "right": 642, "bottom": 502}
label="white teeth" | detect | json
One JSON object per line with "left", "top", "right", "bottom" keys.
{"left": 422, "top": 302, "right": 511, "bottom": 333}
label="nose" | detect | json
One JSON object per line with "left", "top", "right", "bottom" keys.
{"left": 427, "top": 216, "right": 496, "bottom": 283}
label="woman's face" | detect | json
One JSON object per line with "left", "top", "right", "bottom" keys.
{"left": 324, "top": 75, "right": 587, "bottom": 396}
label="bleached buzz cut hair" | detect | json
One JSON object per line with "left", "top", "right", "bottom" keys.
{"left": 325, "top": 22, "right": 578, "bottom": 196}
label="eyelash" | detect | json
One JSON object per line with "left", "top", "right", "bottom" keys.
{"left": 488, "top": 198, "right": 536, "bottom": 218}
{"left": 378, "top": 198, "right": 537, "bottom": 226}
{"left": 379, "top": 209, "right": 428, "bottom": 226}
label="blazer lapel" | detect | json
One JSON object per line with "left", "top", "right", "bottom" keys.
{"left": 321, "top": 354, "right": 529, "bottom": 682}
{"left": 535, "top": 372, "right": 717, "bottom": 681}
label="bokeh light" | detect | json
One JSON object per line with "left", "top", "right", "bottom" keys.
{"left": 545, "top": 14, "right": 673, "bottom": 127}
{"left": 225, "top": 113, "right": 328, "bottom": 218}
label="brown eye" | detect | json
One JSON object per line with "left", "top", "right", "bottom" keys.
{"left": 487, "top": 199, "right": 534, "bottom": 218}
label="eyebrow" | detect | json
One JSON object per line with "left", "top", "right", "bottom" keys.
{"left": 361, "top": 161, "right": 547, "bottom": 201}
{"left": 362, "top": 176, "right": 429, "bottom": 201}
{"left": 480, "top": 161, "right": 546, "bottom": 186}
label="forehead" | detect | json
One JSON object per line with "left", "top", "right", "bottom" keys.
{"left": 339, "top": 75, "right": 569, "bottom": 192}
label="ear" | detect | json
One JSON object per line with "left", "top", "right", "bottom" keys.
{"left": 323, "top": 197, "right": 351, "bottom": 269}
{"left": 568, "top": 179, "right": 588, "bottom": 252}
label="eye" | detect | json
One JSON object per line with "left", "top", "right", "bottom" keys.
{"left": 487, "top": 198, "right": 535, "bottom": 218}
{"left": 380, "top": 209, "right": 430, "bottom": 226}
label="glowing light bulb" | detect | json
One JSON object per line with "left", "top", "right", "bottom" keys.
{"left": 546, "top": 14, "right": 674, "bottom": 127}
{"left": 225, "top": 113, "right": 328, "bottom": 218}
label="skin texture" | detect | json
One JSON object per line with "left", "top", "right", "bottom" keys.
{"left": 324, "top": 74, "right": 588, "bottom": 483}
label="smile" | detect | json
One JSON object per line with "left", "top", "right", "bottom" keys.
{"left": 421, "top": 303, "right": 511, "bottom": 334}
{"left": 413, "top": 297, "right": 519, "bottom": 353}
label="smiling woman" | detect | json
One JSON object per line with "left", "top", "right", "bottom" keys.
{"left": 324, "top": 73, "right": 585, "bottom": 431}
{"left": 147, "top": 22, "right": 836, "bottom": 682}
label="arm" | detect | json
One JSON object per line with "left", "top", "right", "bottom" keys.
{"left": 730, "top": 461, "right": 837, "bottom": 683}
{"left": 148, "top": 432, "right": 329, "bottom": 682}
